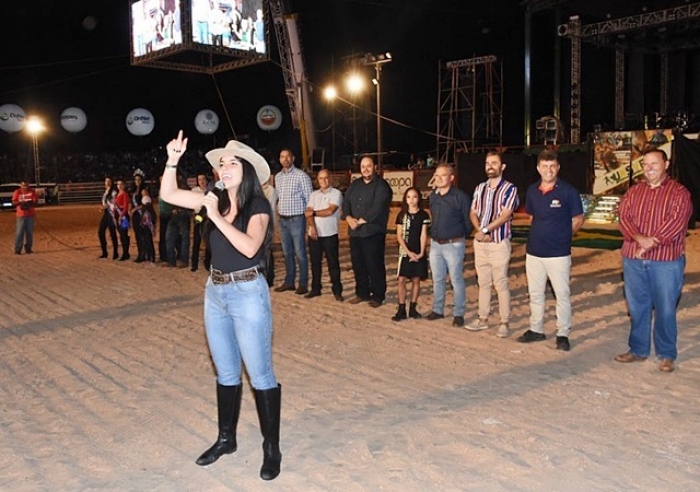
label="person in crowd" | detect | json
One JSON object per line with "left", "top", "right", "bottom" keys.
{"left": 157, "top": 175, "right": 173, "bottom": 263}
{"left": 516, "top": 149, "right": 584, "bottom": 351}
{"left": 466, "top": 151, "right": 519, "bottom": 338}
{"left": 98, "top": 177, "right": 119, "bottom": 260}
{"left": 160, "top": 131, "right": 282, "bottom": 481}
{"left": 164, "top": 174, "right": 192, "bottom": 268}
{"left": 138, "top": 191, "right": 157, "bottom": 266}
{"left": 273, "top": 148, "right": 312, "bottom": 295}
{"left": 191, "top": 173, "right": 212, "bottom": 272}
{"left": 262, "top": 175, "right": 278, "bottom": 287}
{"left": 304, "top": 169, "right": 344, "bottom": 301}
{"left": 392, "top": 187, "right": 430, "bottom": 321}
{"left": 130, "top": 169, "right": 149, "bottom": 263}
{"left": 615, "top": 147, "right": 692, "bottom": 373}
{"left": 342, "top": 155, "right": 393, "bottom": 307}
{"left": 425, "top": 164, "right": 472, "bottom": 327}
{"left": 12, "top": 181, "right": 38, "bottom": 255}
{"left": 114, "top": 179, "right": 132, "bottom": 261}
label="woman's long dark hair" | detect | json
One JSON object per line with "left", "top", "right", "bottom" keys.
{"left": 204, "top": 159, "right": 274, "bottom": 270}
{"left": 400, "top": 186, "right": 422, "bottom": 215}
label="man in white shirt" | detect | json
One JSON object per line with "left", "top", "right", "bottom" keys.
{"left": 304, "top": 169, "right": 344, "bottom": 301}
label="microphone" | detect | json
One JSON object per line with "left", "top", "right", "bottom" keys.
{"left": 194, "top": 180, "right": 225, "bottom": 223}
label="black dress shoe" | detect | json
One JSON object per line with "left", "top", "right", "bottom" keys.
{"left": 556, "top": 336, "right": 570, "bottom": 351}
{"left": 304, "top": 290, "right": 321, "bottom": 299}
{"left": 334, "top": 294, "right": 344, "bottom": 302}
{"left": 516, "top": 330, "right": 546, "bottom": 343}
{"left": 425, "top": 311, "right": 444, "bottom": 321}
{"left": 98, "top": 253, "right": 108, "bottom": 259}
{"left": 368, "top": 300, "right": 383, "bottom": 308}
{"left": 452, "top": 316, "right": 464, "bottom": 327}
{"left": 295, "top": 286, "right": 309, "bottom": 295}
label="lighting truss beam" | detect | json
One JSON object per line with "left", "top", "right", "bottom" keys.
{"left": 580, "top": 3, "right": 700, "bottom": 37}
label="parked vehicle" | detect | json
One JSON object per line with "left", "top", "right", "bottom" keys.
{"left": 0, "top": 183, "right": 49, "bottom": 210}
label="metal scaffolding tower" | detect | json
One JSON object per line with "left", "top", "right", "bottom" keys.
{"left": 436, "top": 55, "right": 503, "bottom": 164}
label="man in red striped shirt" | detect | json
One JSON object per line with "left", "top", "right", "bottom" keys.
{"left": 615, "top": 147, "right": 692, "bottom": 373}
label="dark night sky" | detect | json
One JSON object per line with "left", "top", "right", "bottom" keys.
{"left": 0, "top": 0, "right": 639, "bottom": 166}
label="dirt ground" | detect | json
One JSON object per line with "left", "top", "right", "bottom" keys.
{"left": 1, "top": 204, "right": 699, "bottom": 492}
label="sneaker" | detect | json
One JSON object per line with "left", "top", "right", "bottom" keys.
{"left": 465, "top": 319, "right": 489, "bottom": 331}
{"left": 516, "top": 330, "right": 546, "bottom": 343}
{"left": 555, "top": 336, "right": 571, "bottom": 351}
{"left": 497, "top": 324, "right": 509, "bottom": 338}
{"left": 452, "top": 316, "right": 464, "bottom": 327}
{"left": 425, "top": 311, "right": 444, "bottom": 321}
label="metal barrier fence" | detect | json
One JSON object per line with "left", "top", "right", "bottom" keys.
{"left": 57, "top": 182, "right": 104, "bottom": 204}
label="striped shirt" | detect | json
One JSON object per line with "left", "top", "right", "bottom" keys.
{"left": 618, "top": 177, "right": 692, "bottom": 261}
{"left": 274, "top": 166, "right": 313, "bottom": 216}
{"left": 471, "top": 178, "right": 519, "bottom": 242}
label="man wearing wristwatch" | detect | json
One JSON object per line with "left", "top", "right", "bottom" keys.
{"left": 304, "top": 169, "right": 344, "bottom": 301}
{"left": 466, "top": 151, "right": 519, "bottom": 338}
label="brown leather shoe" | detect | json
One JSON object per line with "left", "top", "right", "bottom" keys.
{"left": 614, "top": 352, "right": 647, "bottom": 363}
{"left": 274, "top": 283, "right": 295, "bottom": 293}
{"left": 658, "top": 359, "right": 675, "bottom": 373}
{"left": 347, "top": 296, "right": 369, "bottom": 305}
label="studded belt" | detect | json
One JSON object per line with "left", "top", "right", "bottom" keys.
{"left": 210, "top": 266, "right": 260, "bottom": 285}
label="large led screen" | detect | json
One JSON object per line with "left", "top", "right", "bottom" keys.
{"left": 191, "top": 0, "right": 267, "bottom": 55}
{"left": 131, "top": 0, "right": 184, "bottom": 57}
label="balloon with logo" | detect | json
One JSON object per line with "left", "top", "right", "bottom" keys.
{"left": 126, "top": 108, "right": 155, "bottom": 136}
{"left": 256, "top": 105, "right": 282, "bottom": 131}
{"left": 194, "top": 109, "right": 220, "bottom": 134}
{"left": 60, "top": 107, "right": 88, "bottom": 133}
{"left": 0, "top": 103, "right": 27, "bottom": 133}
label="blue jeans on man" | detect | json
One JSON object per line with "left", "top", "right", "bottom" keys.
{"left": 278, "top": 215, "right": 308, "bottom": 288}
{"left": 15, "top": 217, "right": 35, "bottom": 253}
{"left": 622, "top": 256, "right": 685, "bottom": 360}
{"left": 429, "top": 239, "right": 466, "bottom": 317}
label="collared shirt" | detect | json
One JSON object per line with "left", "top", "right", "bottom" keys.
{"left": 275, "top": 166, "right": 313, "bottom": 216}
{"left": 341, "top": 175, "right": 393, "bottom": 238}
{"left": 525, "top": 178, "right": 583, "bottom": 258}
{"left": 428, "top": 186, "right": 472, "bottom": 241}
{"left": 308, "top": 186, "right": 343, "bottom": 237}
{"left": 471, "top": 178, "right": 519, "bottom": 242}
{"left": 12, "top": 188, "right": 38, "bottom": 218}
{"left": 618, "top": 177, "right": 692, "bottom": 261}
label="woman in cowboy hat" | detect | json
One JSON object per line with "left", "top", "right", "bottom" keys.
{"left": 159, "top": 131, "right": 282, "bottom": 481}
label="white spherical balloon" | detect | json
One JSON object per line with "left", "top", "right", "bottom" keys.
{"left": 194, "top": 109, "right": 220, "bottom": 134}
{"left": 60, "top": 107, "right": 88, "bottom": 133}
{"left": 256, "top": 105, "right": 283, "bottom": 131}
{"left": 126, "top": 108, "right": 155, "bottom": 136}
{"left": 0, "top": 104, "right": 27, "bottom": 133}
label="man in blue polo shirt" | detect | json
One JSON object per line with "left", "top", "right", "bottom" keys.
{"left": 517, "top": 150, "right": 584, "bottom": 351}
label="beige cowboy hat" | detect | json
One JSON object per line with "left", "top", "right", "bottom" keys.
{"left": 205, "top": 140, "right": 270, "bottom": 185}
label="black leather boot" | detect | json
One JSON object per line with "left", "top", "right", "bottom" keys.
{"left": 409, "top": 302, "right": 422, "bottom": 319}
{"left": 254, "top": 385, "right": 282, "bottom": 481}
{"left": 391, "top": 304, "right": 407, "bottom": 321}
{"left": 196, "top": 383, "right": 243, "bottom": 466}
{"left": 119, "top": 237, "right": 131, "bottom": 261}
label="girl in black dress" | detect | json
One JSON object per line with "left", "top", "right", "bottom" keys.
{"left": 392, "top": 187, "right": 430, "bottom": 321}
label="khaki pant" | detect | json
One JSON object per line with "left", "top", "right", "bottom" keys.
{"left": 473, "top": 239, "right": 512, "bottom": 324}
{"left": 525, "top": 254, "right": 572, "bottom": 337}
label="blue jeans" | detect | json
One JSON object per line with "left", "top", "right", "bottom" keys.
{"left": 203, "top": 274, "right": 278, "bottom": 390}
{"left": 278, "top": 215, "right": 308, "bottom": 287}
{"left": 622, "top": 256, "right": 685, "bottom": 360}
{"left": 429, "top": 239, "right": 466, "bottom": 317}
{"left": 15, "top": 217, "right": 35, "bottom": 253}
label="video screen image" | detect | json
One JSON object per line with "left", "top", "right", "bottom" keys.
{"left": 132, "top": 0, "right": 183, "bottom": 57}
{"left": 191, "top": 0, "right": 266, "bottom": 55}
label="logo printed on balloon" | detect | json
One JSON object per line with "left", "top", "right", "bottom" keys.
{"left": 256, "top": 105, "right": 282, "bottom": 131}
{"left": 195, "top": 109, "right": 220, "bottom": 134}
{"left": 60, "top": 107, "right": 88, "bottom": 133}
{"left": 126, "top": 108, "right": 155, "bottom": 136}
{"left": 0, "top": 104, "right": 27, "bottom": 133}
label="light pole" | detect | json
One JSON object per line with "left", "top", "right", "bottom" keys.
{"left": 360, "top": 52, "right": 392, "bottom": 172}
{"left": 323, "top": 85, "right": 337, "bottom": 170}
{"left": 26, "top": 116, "right": 44, "bottom": 184}
{"left": 345, "top": 73, "right": 365, "bottom": 167}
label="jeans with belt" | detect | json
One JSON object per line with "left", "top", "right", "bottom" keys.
{"left": 203, "top": 274, "right": 278, "bottom": 390}
{"left": 429, "top": 238, "right": 466, "bottom": 316}
{"left": 622, "top": 256, "right": 685, "bottom": 360}
{"left": 278, "top": 214, "right": 308, "bottom": 287}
